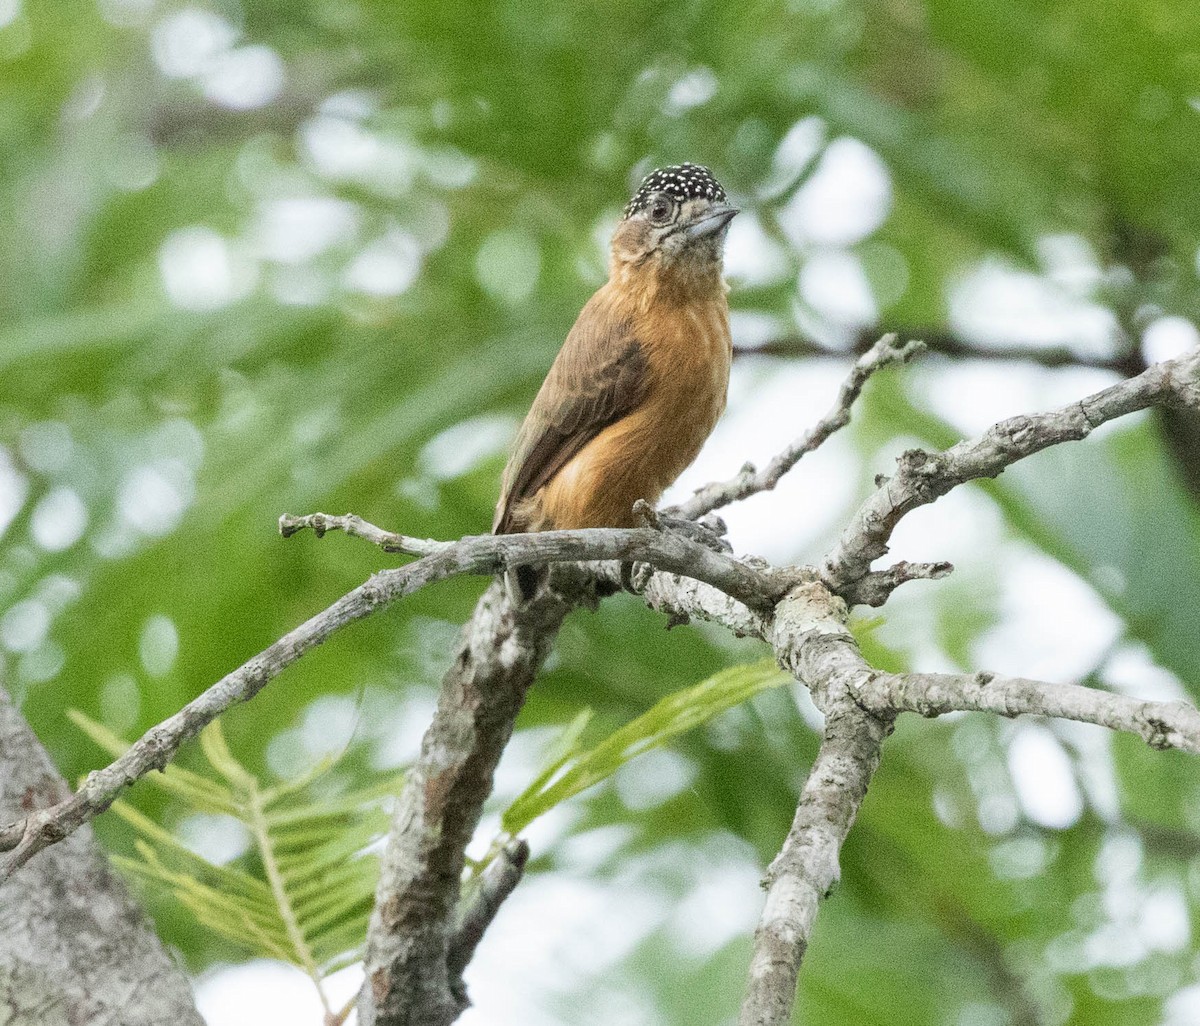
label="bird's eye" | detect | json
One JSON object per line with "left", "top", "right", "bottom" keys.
{"left": 648, "top": 197, "right": 674, "bottom": 224}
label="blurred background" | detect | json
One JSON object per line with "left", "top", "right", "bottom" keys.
{"left": 3, "top": 0, "right": 1200, "bottom": 1023}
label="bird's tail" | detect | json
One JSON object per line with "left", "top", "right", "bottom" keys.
{"left": 503, "top": 564, "right": 545, "bottom": 605}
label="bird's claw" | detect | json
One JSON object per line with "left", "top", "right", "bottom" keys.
{"left": 634, "top": 500, "right": 731, "bottom": 553}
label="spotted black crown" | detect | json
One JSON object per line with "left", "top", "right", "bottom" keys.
{"left": 623, "top": 163, "right": 727, "bottom": 219}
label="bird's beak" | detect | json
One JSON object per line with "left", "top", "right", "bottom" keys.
{"left": 685, "top": 203, "right": 739, "bottom": 240}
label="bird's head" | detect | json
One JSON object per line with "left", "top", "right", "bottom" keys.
{"left": 609, "top": 163, "right": 737, "bottom": 289}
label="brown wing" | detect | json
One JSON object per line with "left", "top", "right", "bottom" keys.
{"left": 494, "top": 299, "right": 646, "bottom": 534}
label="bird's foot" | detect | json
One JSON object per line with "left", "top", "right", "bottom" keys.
{"left": 633, "top": 500, "right": 731, "bottom": 553}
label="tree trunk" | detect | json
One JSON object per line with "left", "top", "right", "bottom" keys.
{"left": 0, "top": 685, "right": 203, "bottom": 1026}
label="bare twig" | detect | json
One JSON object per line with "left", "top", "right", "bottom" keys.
{"left": 675, "top": 334, "right": 925, "bottom": 520}
{"left": 447, "top": 839, "right": 531, "bottom": 1008}
{"left": 1, "top": 577, "right": 391, "bottom": 878}
{"left": 858, "top": 670, "right": 1200, "bottom": 754}
{"left": 288, "top": 520, "right": 782, "bottom": 613}
{"left": 292, "top": 509, "right": 774, "bottom": 638}
{"left": 839, "top": 559, "right": 954, "bottom": 608}
{"left": 822, "top": 347, "right": 1200, "bottom": 596}
{"left": 327, "top": 994, "right": 357, "bottom": 1026}
{"left": 279, "top": 512, "right": 451, "bottom": 556}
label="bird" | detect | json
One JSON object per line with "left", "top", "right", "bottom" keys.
{"left": 493, "top": 163, "right": 737, "bottom": 572}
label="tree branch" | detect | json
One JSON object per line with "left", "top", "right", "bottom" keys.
{"left": 447, "top": 839, "right": 530, "bottom": 1010}
{"left": 6, "top": 333, "right": 1195, "bottom": 1026}
{"left": 279, "top": 512, "right": 451, "bottom": 556}
{"left": 674, "top": 334, "right": 925, "bottom": 520}
{"left": 738, "top": 583, "right": 892, "bottom": 1026}
{"left": 736, "top": 350, "right": 1200, "bottom": 1023}
{"left": 822, "top": 348, "right": 1200, "bottom": 596}
{"left": 738, "top": 324, "right": 1200, "bottom": 511}
{"left": 359, "top": 575, "right": 582, "bottom": 1026}
{"left": 857, "top": 670, "right": 1200, "bottom": 753}
{"left": 837, "top": 559, "right": 954, "bottom": 608}
{"left": 736, "top": 327, "right": 1142, "bottom": 376}
{"left": 0, "top": 684, "right": 204, "bottom": 1025}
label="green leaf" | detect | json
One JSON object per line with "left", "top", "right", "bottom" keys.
{"left": 502, "top": 660, "right": 788, "bottom": 837}
{"left": 80, "top": 716, "right": 394, "bottom": 1008}
{"left": 69, "top": 710, "right": 238, "bottom": 815}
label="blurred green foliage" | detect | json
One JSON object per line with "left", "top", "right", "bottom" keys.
{"left": 2, "top": 0, "right": 1200, "bottom": 1023}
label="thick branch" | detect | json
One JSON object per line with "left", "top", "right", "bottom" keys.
{"left": 360, "top": 575, "right": 582, "bottom": 1026}
{"left": 675, "top": 334, "right": 924, "bottom": 520}
{"left": 858, "top": 670, "right": 1200, "bottom": 753}
{"left": 739, "top": 583, "right": 892, "bottom": 1026}
{"left": 822, "top": 348, "right": 1200, "bottom": 595}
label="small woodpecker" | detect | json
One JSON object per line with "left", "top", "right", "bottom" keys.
{"left": 494, "top": 163, "right": 737, "bottom": 549}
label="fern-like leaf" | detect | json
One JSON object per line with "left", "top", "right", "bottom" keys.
{"left": 501, "top": 659, "right": 788, "bottom": 838}
{"left": 72, "top": 712, "right": 399, "bottom": 1008}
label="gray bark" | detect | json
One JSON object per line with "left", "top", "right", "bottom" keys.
{"left": 0, "top": 686, "right": 202, "bottom": 1026}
